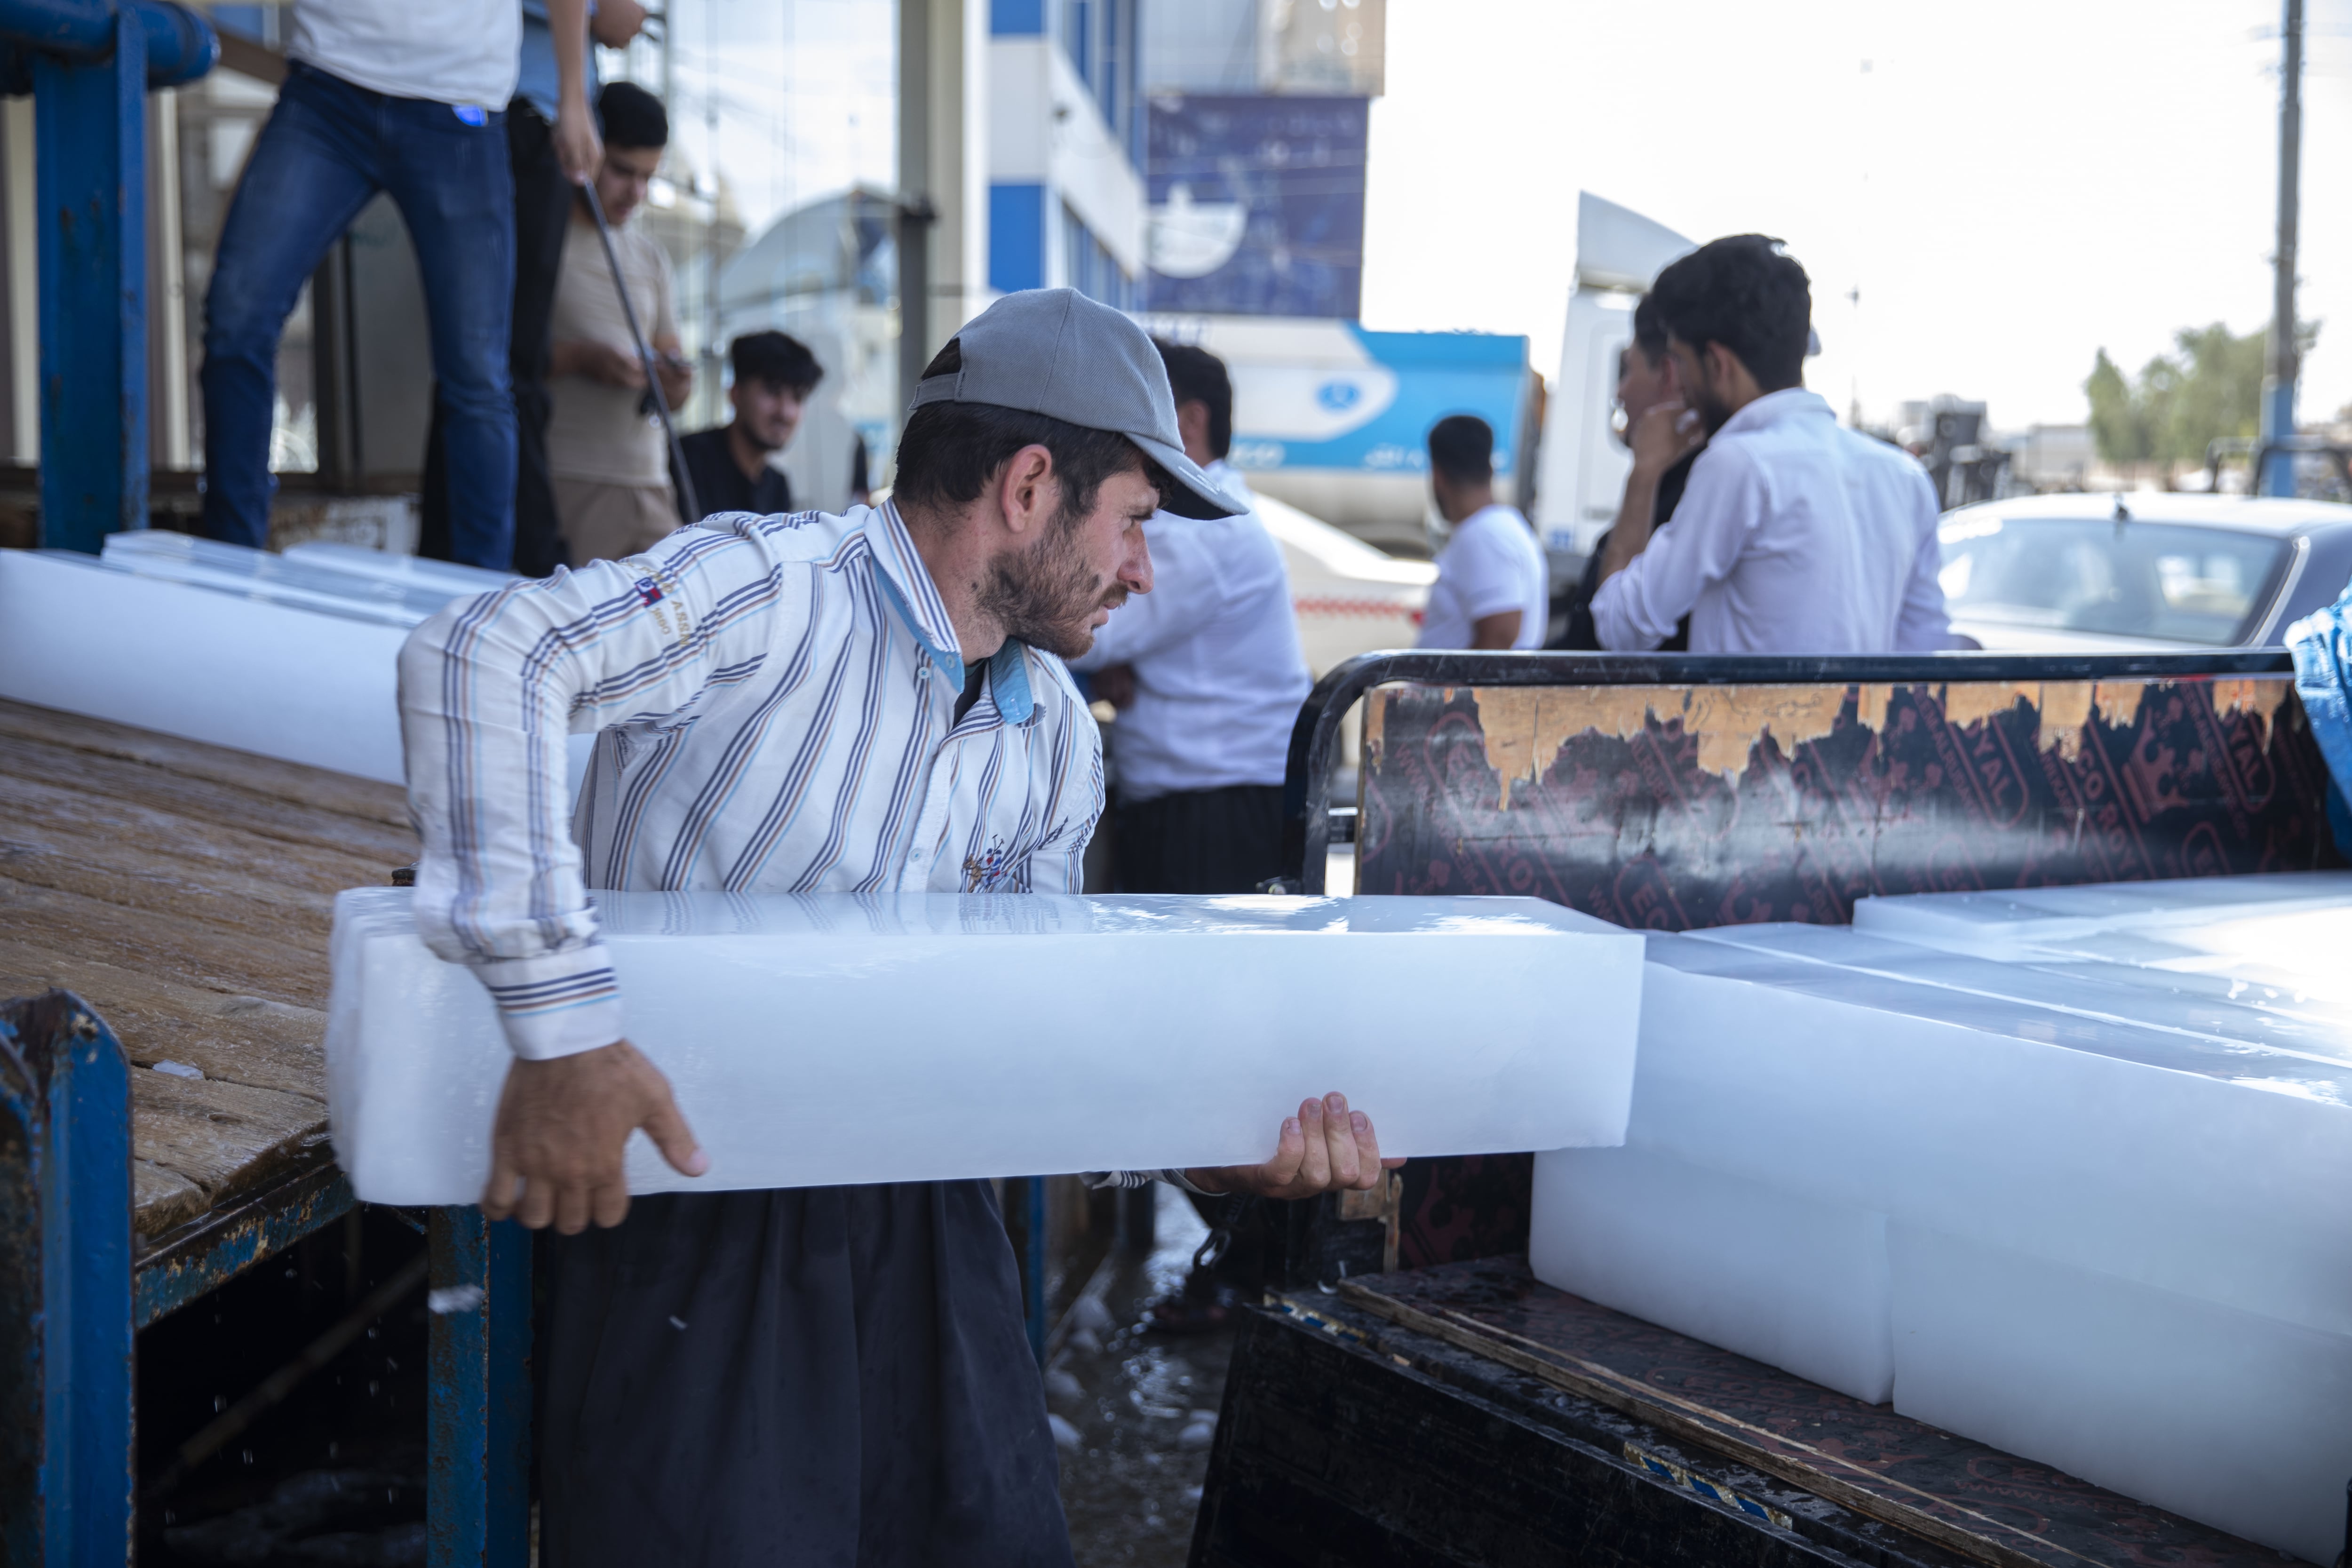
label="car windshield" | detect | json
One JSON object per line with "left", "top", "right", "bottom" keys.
{"left": 1936, "top": 515, "right": 2291, "bottom": 645}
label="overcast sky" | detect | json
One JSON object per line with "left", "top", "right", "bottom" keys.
{"left": 1359, "top": 0, "right": 2352, "bottom": 433}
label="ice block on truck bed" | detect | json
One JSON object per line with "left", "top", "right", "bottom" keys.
{"left": 325, "top": 889, "right": 1645, "bottom": 1206}
{"left": 1626, "top": 928, "right": 2352, "bottom": 1336}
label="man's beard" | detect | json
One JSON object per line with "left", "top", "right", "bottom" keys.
{"left": 1689, "top": 373, "right": 1734, "bottom": 435}
{"left": 977, "top": 524, "right": 1125, "bottom": 660}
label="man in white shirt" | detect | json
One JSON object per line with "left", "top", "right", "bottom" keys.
{"left": 546, "top": 82, "right": 693, "bottom": 564}
{"left": 398, "top": 290, "right": 1398, "bottom": 1564}
{"left": 199, "top": 0, "right": 597, "bottom": 569}
{"left": 1071, "top": 342, "right": 1311, "bottom": 893}
{"left": 1417, "top": 414, "right": 1549, "bottom": 650}
{"left": 1591, "top": 235, "right": 1952, "bottom": 655}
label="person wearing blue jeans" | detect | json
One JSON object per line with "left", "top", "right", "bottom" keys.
{"left": 200, "top": 52, "right": 521, "bottom": 567}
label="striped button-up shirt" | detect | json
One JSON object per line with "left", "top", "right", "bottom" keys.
{"left": 398, "top": 502, "right": 1104, "bottom": 1060}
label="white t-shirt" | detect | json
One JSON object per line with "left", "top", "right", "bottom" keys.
{"left": 1417, "top": 504, "right": 1548, "bottom": 650}
{"left": 290, "top": 0, "right": 523, "bottom": 111}
{"left": 1068, "top": 463, "right": 1311, "bottom": 801}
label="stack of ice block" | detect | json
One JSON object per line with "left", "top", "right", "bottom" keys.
{"left": 1531, "top": 872, "right": 2352, "bottom": 1561}
{"left": 0, "top": 535, "right": 596, "bottom": 788}
{"left": 327, "top": 889, "right": 1645, "bottom": 1209}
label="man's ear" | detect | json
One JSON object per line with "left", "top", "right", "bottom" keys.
{"left": 993, "top": 444, "right": 1058, "bottom": 539}
{"left": 1704, "top": 341, "right": 1743, "bottom": 396}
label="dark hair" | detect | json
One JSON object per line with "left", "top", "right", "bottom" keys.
{"left": 1648, "top": 234, "right": 1810, "bottom": 392}
{"left": 1630, "top": 293, "right": 1668, "bottom": 366}
{"left": 1153, "top": 341, "right": 1233, "bottom": 460}
{"left": 1427, "top": 413, "right": 1494, "bottom": 484}
{"left": 731, "top": 331, "right": 822, "bottom": 393}
{"left": 597, "top": 81, "right": 669, "bottom": 151}
{"left": 894, "top": 342, "right": 1168, "bottom": 525}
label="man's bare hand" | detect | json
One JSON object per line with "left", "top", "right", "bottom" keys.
{"left": 654, "top": 353, "right": 694, "bottom": 410}
{"left": 553, "top": 340, "right": 647, "bottom": 390}
{"left": 1629, "top": 397, "right": 1704, "bottom": 475}
{"left": 552, "top": 98, "right": 602, "bottom": 187}
{"left": 1185, "top": 1091, "right": 1404, "bottom": 1200}
{"left": 482, "top": 1039, "right": 707, "bottom": 1233}
{"left": 590, "top": 0, "right": 649, "bottom": 48}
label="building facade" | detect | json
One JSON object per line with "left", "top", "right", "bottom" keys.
{"left": 987, "top": 0, "right": 1146, "bottom": 309}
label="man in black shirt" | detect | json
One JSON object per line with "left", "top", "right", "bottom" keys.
{"left": 673, "top": 331, "right": 820, "bottom": 522}
{"left": 1555, "top": 293, "right": 1706, "bottom": 650}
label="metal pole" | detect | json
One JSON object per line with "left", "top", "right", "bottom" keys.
{"left": 2262, "top": 0, "right": 2303, "bottom": 497}
{"left": 32, "top": 9, "right": 145, "bottom": 551}
{"left": 580, "top": 180, "right": 699, "bottom": 523}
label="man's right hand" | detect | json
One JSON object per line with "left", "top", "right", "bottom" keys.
{"left": 558, "top": 341, "right": 647, "bottom": 390}
{"left": 1629, "top": 397, "right": 1705, "bottom": 475}
{"left": 482, "top": 1039, "right": 707, "bottom": 1233}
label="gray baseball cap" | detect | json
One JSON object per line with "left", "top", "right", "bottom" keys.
{"left": 908, "top": 288, "right": 1245, "bottom": 519}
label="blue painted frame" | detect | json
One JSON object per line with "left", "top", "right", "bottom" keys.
{"left": 427, "top": 1208, "right": 532, "bottom": 1568}
{"left": 0, "top": 991, "right": 135, "bottom": 1568}
{"left": 0, "top": 15, "right": 530, "bottom": 1562}
{"left": 0, "top": 0, "right": 215, "bottom": 553}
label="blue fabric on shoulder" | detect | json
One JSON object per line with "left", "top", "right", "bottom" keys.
{"left": 2286, "top": 590, "right": 2352, "bottom": 859}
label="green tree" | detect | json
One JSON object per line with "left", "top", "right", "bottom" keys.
{"left": 2083, "top": 321, "right": 2317, "bottom": 470}
{"left": 2084, "top": 349, "right": 2145, "bottom": 465}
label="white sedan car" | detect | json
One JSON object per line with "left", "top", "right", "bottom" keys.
{"left": 1937, "top": 493, "right": 2352, "bottom": 653}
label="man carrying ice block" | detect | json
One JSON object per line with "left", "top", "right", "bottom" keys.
{"left": 396, "top": 287, "right": 1399, "bottom": 1566}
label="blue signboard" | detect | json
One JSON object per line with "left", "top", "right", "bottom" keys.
{"left": 1144, "top": 95, "right": 1367, "bottom": 318}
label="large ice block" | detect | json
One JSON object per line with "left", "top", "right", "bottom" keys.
{"left": 325, "top": 889, "right": 1645, "bottom": 1206}
{"left": 1890, "top": 1224, "right": 2352, "bottom": 1563}
{"left": 1851, "top": 871, "right": 2352, "bottom": 961}
{"left": 1630, "top": 932, "right": 2352, "bottom": 1337}
{"left": 0, "top": 543, "right": 597, "bottom": 791}
{"left": 0, "top": 548, "right": 413, "bottom": 781}
{"left": 1688, "top": 921, "right": 2352, "bottom": 1075}
{"left": 99, "top": 531, "right": 470, "bottom": 627}
{"left": 1529, "top": 1146, "right": 1892, "bottom": 1402}
{"left": 1537, "top": 1141, "right": 2352, "bottom": 1560}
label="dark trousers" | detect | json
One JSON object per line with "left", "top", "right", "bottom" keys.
{"left": 1113, "top": 783, "right": 1284, "bottom": 894}
{"left": 539, "top": 1183, "right": 1073, "bottom": 1568}
{"left": 420, "top": 100, "right": 572, "bottom": 575}
{"left": 199, "top": 62, "right": 515, "bottom": 566}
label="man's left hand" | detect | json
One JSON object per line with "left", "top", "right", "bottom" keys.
{"left": 1185, "top": 1091, "right": 1404, "bottom": 1199}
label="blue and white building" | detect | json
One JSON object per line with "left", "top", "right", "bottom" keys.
{"left": 987, "top": 0, "right": 1146, "bottom": 309}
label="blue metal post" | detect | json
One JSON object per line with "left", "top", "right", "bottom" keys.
{"left": 30, "top": 8, "right": 145, "bottom": 552}
{"left": 0, "top": 991, "right": 134, "bottom": 1568}
{"left": 426, "top": 1207, "right": 532, "bottom": 1568}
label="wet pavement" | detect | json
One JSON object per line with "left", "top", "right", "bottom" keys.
{"left": 1051, "top": 1185, "right": 1238, "bottom": 1567}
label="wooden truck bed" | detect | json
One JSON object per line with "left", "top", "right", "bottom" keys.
{"left": 0, "top": 696, "right": 413, "bottom": 1278}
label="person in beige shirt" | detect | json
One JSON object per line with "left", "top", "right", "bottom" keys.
{"left": 547, "top": 81, "right": 692, "bottom": 565}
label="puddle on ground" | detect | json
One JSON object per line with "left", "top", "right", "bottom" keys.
{"left": 1053, "top": 1184, "right": 1237, "bottom": 1566}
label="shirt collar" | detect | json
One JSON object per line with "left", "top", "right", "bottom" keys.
{"left": 1718, "top": 386, "right": 1835, "bottom": 438}
{"left": 860, "top": 501, "right": 1037, "bottom": 727}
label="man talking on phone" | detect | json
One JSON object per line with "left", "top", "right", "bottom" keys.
{"left": 546, "top": 81, "right": 693, "bottom": 564}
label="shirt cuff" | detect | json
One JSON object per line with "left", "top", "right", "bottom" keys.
{"left": 472, "top": 946, "right": 627, "bottom": 1060}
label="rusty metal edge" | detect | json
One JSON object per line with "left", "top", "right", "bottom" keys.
{"left": 133, "top": 1148, "right": 352, "bottom": 1329}
{"left": 1325, "top": 1280, "right": 2071, "bottom": 1568}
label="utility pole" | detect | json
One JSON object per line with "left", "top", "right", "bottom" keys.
{"left": 2262, "top": 0, "right": 2303, "bottom": 497}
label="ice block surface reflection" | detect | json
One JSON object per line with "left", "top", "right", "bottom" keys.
{"left": 326, "top": 889, "right": 1644, "bottom": 1207}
